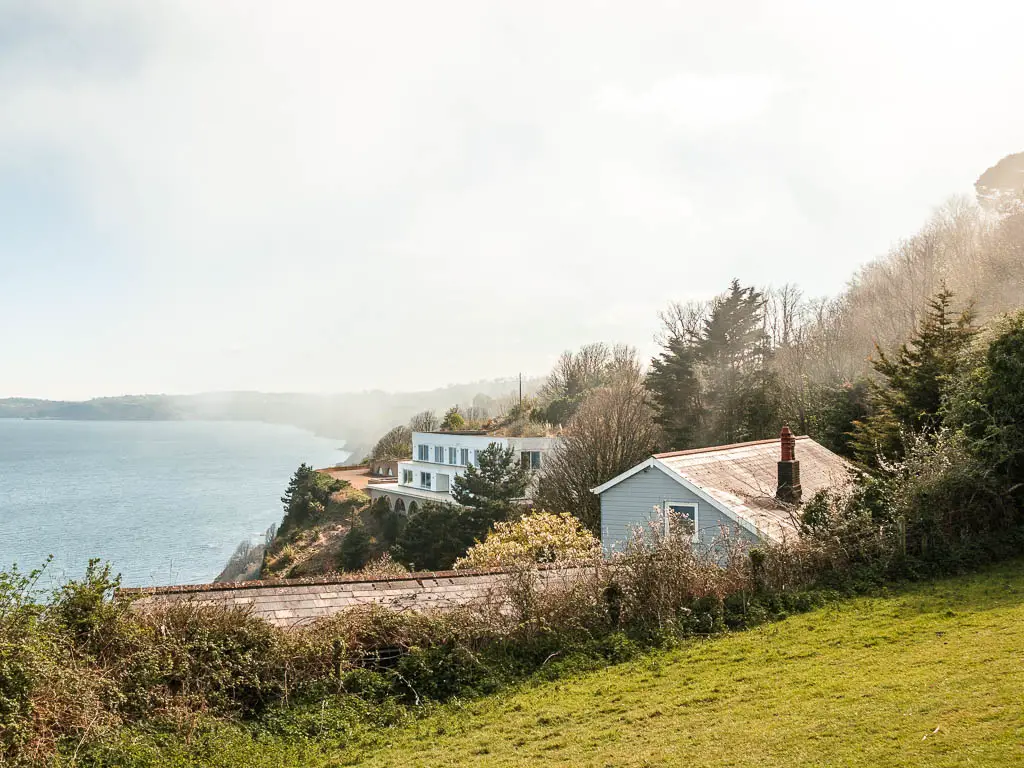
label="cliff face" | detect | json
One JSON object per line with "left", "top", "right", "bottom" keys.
{"left": 215, "top": 541, "right": 266, "bottom": 582}
{"left": 225, "top": 486, "right": 373, "bottom": 582}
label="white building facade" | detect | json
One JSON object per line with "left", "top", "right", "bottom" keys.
{"left": 366, "top": 430, "right": 556, "bottom": 513}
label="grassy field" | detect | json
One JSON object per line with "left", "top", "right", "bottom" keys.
{"left": 345, "top": 560, "right": 1024, "bottom": 767}
{"left": 97, "top": 561, "right": 1024, "bottom": 767}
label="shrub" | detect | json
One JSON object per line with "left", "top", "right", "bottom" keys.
{"left": 944, "top": 308, "right": 1024, "bottom": 511}
{"left": 610, "top": 520, "right": 749, "bottom": 633}
{"left": 50, "top": 559, "right": 123, "bottom": 649}
{"left": 340, "top": 525, "right": 373, "bottom": 572}
{"left": 454, "top": 511, "right": 600, "bottom": 569}
{"left": 394, "top": 644, "right": 497, "bottom": 701}
{"left": 351, "top": 553, "right": 409, "bottom": 579}
{"left": 367, "top": 497, "right": 405, "bottom": 548}
{"left": 0, "top": 563, "right": 50, "bottom": 759}
{"left": 132, "top": 601, "right": 287, "bottom": 716}
{"left": 391, "top": 502, "right": 502, "bottom": 571}
{"left": 440, "top": 406, "right": 465, "bottom": 432}
{"left": 594, "top": 632, "right": 639, "bottom": 663}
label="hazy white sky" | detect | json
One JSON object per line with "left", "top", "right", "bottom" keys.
{"left": 2, "top": 0, "right": 1022, "bottom": 399}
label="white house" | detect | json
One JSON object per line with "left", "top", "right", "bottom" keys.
{"left": 367, "top": 430, "right": 557, "bottom": 513}
{"left": 591, "top": 427, "right": 853, "bottom": 552}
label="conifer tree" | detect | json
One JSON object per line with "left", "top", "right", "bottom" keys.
{"left": 645, "top": 337, "right": 705, "bottom": 449}
{"left": 440, "top": 405, "right": 465, "bottom": 431}
{"left": 451, "top": 442, "right": 529, "bottom": 518}
{"left": 851, "top": 288, "right": 976, "bottom": 466}
{"left": 700, "top": 280, "right": 772, "bottom": 443}
{"left": 279, "top": 463, "right": 346, "bottom": 532}
{"left": 647, "top": 279, "right": 781, "bottom": 449}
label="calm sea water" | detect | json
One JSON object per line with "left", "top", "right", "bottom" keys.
{"left": 0, "top": 420, "right": 349, "bottom": 587}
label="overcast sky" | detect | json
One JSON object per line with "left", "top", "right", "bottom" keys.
{"left": 2, "top": 1, "right": 1022, "bottom": 400}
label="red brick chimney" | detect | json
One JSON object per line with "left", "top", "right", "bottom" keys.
{"left": 776, "top": 425, "right": 802, "bottom": 503}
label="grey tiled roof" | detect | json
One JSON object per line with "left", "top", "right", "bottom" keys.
{"left": 655, "top": 436, "right": 854, "bottom": 543}
{"left": 120, "top": 567, "right": 578, "bottom": 628}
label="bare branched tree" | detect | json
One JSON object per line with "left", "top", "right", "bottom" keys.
{"left": 656, "top": 299, "right": 708, "bottom": 346}
{"left": 371, "top": 425, "right": 412, "bottom": 461}
{"left": 537, "top": 372, "right": 661, "bottom": 533}
{"left": 408, "top": 410, "right": 439, "bottom": 433}
{"left": 539, "top": 342, "right": 612, "bottom": 403}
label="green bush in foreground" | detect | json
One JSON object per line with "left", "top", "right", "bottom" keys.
{"left": 5, "top": 502, "right": 1022, "bottom": 768}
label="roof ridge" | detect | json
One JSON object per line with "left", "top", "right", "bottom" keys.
{"left": 654, "top": 435, "right": 810, "bottom": 459}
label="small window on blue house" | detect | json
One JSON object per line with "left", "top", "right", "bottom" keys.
{"left": 417, "top": 444, "right": 429, "bottom": 461}
{"left": 420, "top": 472, "right": 432, "bottom": 489}
{"left": 664, "top": 502, "right": 698, "bottom": 542}
{"left": 448, "top": 447, "right": 457, "bottom": 464}
{"left": 434, "top": 446, "right": 444, "bottom": 463}
{"left": 460, "top": 448, "right": 469, "bottom": 465}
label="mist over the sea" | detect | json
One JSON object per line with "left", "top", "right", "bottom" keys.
{"left": 0, "top": 419, "right": 348, "bottom": 587}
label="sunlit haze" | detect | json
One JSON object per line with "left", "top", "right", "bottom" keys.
{"left": 2, "top": 0, "right": 1023, "bottom": 399}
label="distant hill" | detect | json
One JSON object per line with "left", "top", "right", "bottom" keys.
{"left": 0, "top": 378, "right": 543, "bottom": 459}
{"left": 0, "top": 395, "right": 184, "bottom": 421}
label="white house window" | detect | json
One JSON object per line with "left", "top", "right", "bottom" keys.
{"left": 420, "top": 472, "right": 432, "bottom": 489}
{"left": 401, "top": 469, "right": 413, "bottom": 484}
{"left": 436, "top": 473, "right": 451, "bottom": 493}
{"left": 417, "top": 444, "right": 429, "bottom": 461}
{"left": 448, "top": 447, "right": 457, "bottom": 465}
{"left": 520, "top": 451, "right": 542, "bottom": 470}
{"left": 664, "top": 502, "right": 698, "bottom": 542}
{"left": 434, "top": 446, "right": 444, "bottom": 463}
{"left": 460, "top": 448, "right": 469, "bottom": 466}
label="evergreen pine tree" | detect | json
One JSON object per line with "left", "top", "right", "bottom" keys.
{"left": 851, "top": 288, "right": 976, "bottom": 466}
{"left": 700, "top": 280, "right": 770, "bottom": 443}
{"left": 279, "top": 463, "right": 346, "bottom": 532}
{"left": 647, "top": 279, "right": 782, "bottom": 450}
{"left": 647, "top": 336, "right": 705, "bottom": 448}
{"left": 451, "top": 442, "right": 530, "bottom": 518}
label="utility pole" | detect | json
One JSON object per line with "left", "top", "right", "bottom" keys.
{"left": 519, "top": 373, "right": 523, "bottom": 408}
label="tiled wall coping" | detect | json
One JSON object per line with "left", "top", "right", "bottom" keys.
{"left": 116, "top": 562, "right": 577, "bottom": 598}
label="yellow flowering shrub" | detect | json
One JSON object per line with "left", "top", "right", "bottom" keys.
{"left": 454, "top": 511, "right": 600, "bottom": 569}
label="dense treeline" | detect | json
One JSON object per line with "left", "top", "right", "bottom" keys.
{"left": 534, "top": 155, "right": 1024, "bottom": 531}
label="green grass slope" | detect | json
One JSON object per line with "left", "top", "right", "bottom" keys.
{"left": 354, "top": 561, "right": 1024, "bottom": 767}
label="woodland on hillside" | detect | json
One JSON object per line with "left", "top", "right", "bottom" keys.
{"left": 531, "top": 152, "right": 1024, "bottom": 532}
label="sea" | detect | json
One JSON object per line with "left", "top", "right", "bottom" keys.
{"left": 0, "top": 419, "right": 350, "bottom": 588}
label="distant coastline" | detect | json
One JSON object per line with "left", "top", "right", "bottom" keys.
{"left": 0, "top": 379, "right": 540, "bottom": 467}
